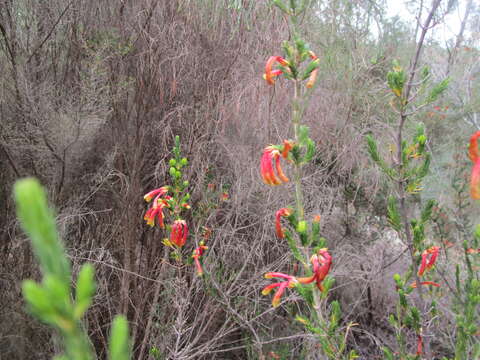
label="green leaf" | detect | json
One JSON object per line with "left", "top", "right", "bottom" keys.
{"left": 108, "top": 315, "right": 131, "bottom": 360}
{"left": 420, "top": 199, "right": 436, "bottom": 223}
{"left": 426, "top": 78, "right": 449, "bottom": 103}
{"left": 383, "top": 347, "right": 395, "bottom": 360}
{"left": 14, "top": 178, "right": 71, "bottom": 283}
{"left": 74, "top": 264, "right": 96, "bottom": 319}
{"left": 285, "top": 231, "right": 306, "bottom": 264}
{"left": 22, "top": 280, "right": 56, "bottom": 324}
{"left": 387, "top": 196, "right": 401, "bottom": 231}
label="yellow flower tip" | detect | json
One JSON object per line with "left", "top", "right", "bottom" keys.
{"left": 271, "top": 298, "right": 280, "bottom": 307}
{"left": 264, "top": 273, "right": 274, "bottom": 279}
{"left": 261, "top": 288, "right": 272, "bottom": 295}
{"left": 144, "top": 195, "right": 153, "bottom": 202}
{"left": 162, "top": 238, "right": 173, "bottom": 247}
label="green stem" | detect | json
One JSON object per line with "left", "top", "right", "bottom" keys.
{"left": 292, "top": 80, "right": 305, "bottom": 222}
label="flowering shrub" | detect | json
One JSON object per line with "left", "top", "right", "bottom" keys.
{"left": 258, "top": 1, "right": 357, "bottom": 358}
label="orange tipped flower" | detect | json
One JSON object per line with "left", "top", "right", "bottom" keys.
{"left": 314, "top": 249, "right": 332, "bottom": 291}
{"left": 275, "top": 208, "right": 292, "bottom": 238}
{"left": 170, "top": 219, "right": 188, "bottom": 247}
{"left": 261, "top": 146, "right": 289, "bottom": 185}
{"left": 262, "top": 272, "right": 297, "bottom": 307}
{"left": 410, "top": 281, "right": 440, "bottom": 288}
{"left": 418, "top": 246, "right": 440, "bottom": 276}
{"left": 192, "top": 242, "right": 208, "bottom": 276}
{"left": 469, "top": 131, "right": 480, "bottom": 199}
{"left": 264, "top": 56, "right": 290, "bottom": 85}
{"left": 144, "top": 186, "right": 169, "bottom": 202}
{"left": 143, "top": 199, "right": 169, "bottom": 228}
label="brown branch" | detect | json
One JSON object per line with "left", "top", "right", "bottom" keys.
{"left": 26, "top": 0, "right": 74, "bottom": 64}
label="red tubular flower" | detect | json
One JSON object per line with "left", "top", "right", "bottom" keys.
{"left": 262, "top": 272, "right": 297, "bottom": 307}
{"left": 143, "top": 186, "right": 169, "bottom": 202}
{"left": 170, "top": 219, "right": 188, "bottom": 247}
{"left": 261, "top": 146, "right": 289, "bottom": 185}
{"left": 418, "top": 246, "right": 440, "bottom": 276}
{"left": 469, "top": 131, "right": 480, "bottom": 199}
{"left": 264, "top": 56, "right": 290, "bottom": 85}
{"left": 416, "top": 335, "right": 423, "bottom": 356}
{"left": 314, "top": 249, "right": 332, "bottom": 291}
{"left": 275, "top": 208, "right": 292, "bottom": 238}
{"left": 410, "top": 281, "right": 441, "bottom": 288}
{"left": 262, "top": 250, "right": 332, "bottom": 307}
{"left": 295, "top": 249, "right": 332, "bottom": 291}
{"left": 192, "top": 242, "right": 208, "bottom": 276}
{"left": 143, "top": 201, "right": 168, "bottom": 228}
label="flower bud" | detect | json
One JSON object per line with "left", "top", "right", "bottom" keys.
{"left": 297, "top": 220, "right": 307, "bottom": 234}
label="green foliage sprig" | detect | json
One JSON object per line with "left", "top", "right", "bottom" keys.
{"left": 16, "top": 178, "right": 131, "bottom": 360}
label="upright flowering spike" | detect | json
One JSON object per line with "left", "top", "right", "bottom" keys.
{"left": 469, "top": 132, "right": 480, "bottom": 199}
{"left": 264, "top": 56, "right": 290, "bottom": 85}
{"left": 192, "top": 242, "right": 208, "bottom": 276}
{"left": 170, "top": 219, "right": 188, "bottom": 247}
{"left": 418, "top": 246, "right": 440, "bottom": 276}
{"left": 143, "top": 186, "right": 169, "bottom": 202}
{"left": 261, "top": 146, "right": 289, "bottom": 185}
{"left": 275, "top": 208, "right": 292, "bottom": 238}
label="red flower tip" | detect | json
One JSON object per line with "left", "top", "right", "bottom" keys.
{"left": 418, "top": 246, "right": 440, "bottom": 276}
{"left": 143, "top": 186, "right": 169, "bottom": 202}
{"left": 308, "top": 51, "right": 318, "bottom": 60}
{"left": 466, "top": 248, "right": 479, "bottom": 254}
{"left": 261, "top": 146, "right": 289, "bottom": 185}
{"left": 264, "top": 56, "right": 289, "bottom": 85}
{"left": 170, "top": 219, "right": 188, "bottom": 247}
{"left": 275, "top": 208, "right": 292, "bottom": 238}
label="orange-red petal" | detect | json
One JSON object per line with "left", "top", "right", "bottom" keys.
{"left": 471, "top": 159, "right": 480, "bottom": 199}
{"left": 469, "top": 131, "right": 480, "bottom": 162}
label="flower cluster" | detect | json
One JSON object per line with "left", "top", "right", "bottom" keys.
{"left": 417, "top": 246, "right": 440, "bottom": 277}
{"left": 143, "top": 185, "right": 190, "bottom": 249}
{"left": 469, "top": 131, "right": 480, "bottom": 199}
{"left": 143, "top": 186, "right": 170, "bottom": 228}
{"left": 262, "top": 249, "right": 332, "bottom": 307}
{"left": 263, "top": 51, "right": 319, "bottom": 88}
{"left": 260, "top": 141, "right": 292, "bottom": 186}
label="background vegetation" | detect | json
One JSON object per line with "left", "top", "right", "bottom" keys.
{"left": 0, "top": 0, "right": 479, "bottom": 358}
